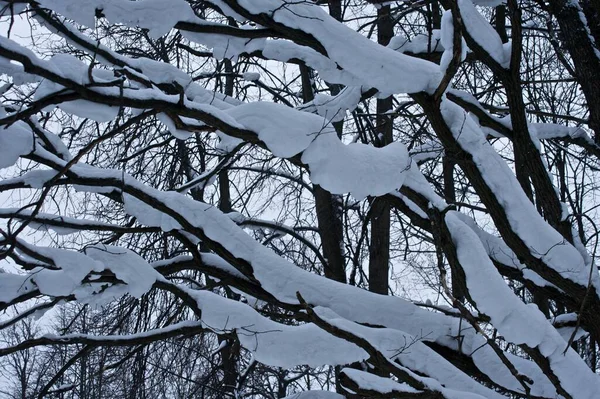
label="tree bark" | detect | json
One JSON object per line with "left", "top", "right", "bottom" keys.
{"left": 368, "top": 4, "right": 394, "bottom": 295}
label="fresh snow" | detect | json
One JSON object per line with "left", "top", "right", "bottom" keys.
{"left": 38, "top": 0, "right": 196, "bottom": 38}
{"left": 85, "top": 245, "right": 160, "bottom": 298}
{"left": 446, "top": 211, "right": 600, "bottom": 398}
{"left": 440, "top": 96, "right": 599, "bottom": 294}
{"left": 0, "top": 110, "right": 33, "bottom": 169}
{"left": 458, "top": 0, "right": 511, "bottom": 68}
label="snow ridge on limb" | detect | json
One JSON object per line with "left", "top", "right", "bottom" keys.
{"left": 0, "top": 208, "right": 157, "bottom": 235}
{"left": 300, "top": 301, "right": 501, "bottom": 399}
{"left": 38, "top": 0, "right": 197, "bottom": 38}
{"left": 445, "top": 89, "right": 600, "bottom": 157}
{"left": 0, "top": 240, "right": 159, "bottom": 304}
{"left": 439, "top": 97, "right": 599, "bottom": 295}
{"left": 339, "top": 369, "right": 427, "bottom": 398}
{"left": 457, "top": 0, "right": 511, "bottom": 68}
{"left": 0, "top": 109, "right": 33, "bottom": 169}
{"left": 0, "top": 321, "right": 207, "bottom": 357}
{"left": 204, "top": 0, "right": 443, "bottom": 95}
{"left": 399, "top": 162, "right": 564, "bottom": 297}
{"left": 446, "top": 210, "right": 600, "bottom": 399}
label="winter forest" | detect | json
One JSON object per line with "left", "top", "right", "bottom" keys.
{"left": 1, "top": 0, "right": 600, "bottom": 398}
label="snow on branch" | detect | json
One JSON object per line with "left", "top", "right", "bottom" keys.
{"left": 1, "top": 0, "right": 599, "bottom": 397}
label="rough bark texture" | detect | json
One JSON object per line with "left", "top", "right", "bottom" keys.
{"left": 368, "top": 4, "right": 394, "bottom": 296}
{"left": 547, "top": 0, "right": 600, "bottom": 143}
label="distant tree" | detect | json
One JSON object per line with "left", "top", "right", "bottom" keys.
{"left": 0, "top": 318, "right": 47, "bottom": 399}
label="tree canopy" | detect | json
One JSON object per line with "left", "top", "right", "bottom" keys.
{"left": 1, "top": 0, "right": 600, "bottom": 398}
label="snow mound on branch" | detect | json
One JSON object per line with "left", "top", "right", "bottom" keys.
{"left": 298, "top": 86, "right": 362, "bottom": 123}
{"left": 123, "top": 194, "right": 181, "bottom": 232}
{"left": 312, "top": 306, "right": 500, "bottom": 398}
{"left": 0, "top": 244, "right": 158, "bottom": 306}
{"left": 389, "top": 31, "right": 444, "bottom": 54}
{"left": 446, "top": 212, "right": 549, "bottom": 347}
{"left": 0, "top": 273, "right": 36, "bottom": 305}
{"left": 23, "top": 245, "right": 105, "bottom": 297}
{"left": 35, "top": 54, "right": 119, "bottom": 122}
{"left": 341, "top": 369, "right": 421, "bottom": 395}
{"left": 190, "top": 289, "right": 368, "bottom": 368}
{"left": 85, "top": 245, "right": 160, "bottom": 298}
{"left": 40, "top": 0, "right": 196, "bottom": 38}
{"left": 282, "top": 392, "right": 344, "bottom": 399}
{"left": 226, "top": 102, "right": 323, "bottom": 158}
{"left": 0, "top": 55, "right": 38, "bottom": 84}
{"left": 157, "top": 113, "right": 193, "bottom": 140}
{"left": 0, "top": 111, "right": 33, "bottom": 168}
{"left": 131, "top": 57, "right": 193, "bottom": 87}
{"left": 440, "top": 9, "right": 467, "bottom": 72}
{"left": 226, "top": 101, "right": 410, "bottom": 199}
{"left": 303, "top": 139, "right": 410, "bottom": 200}
{"left": 530, "top": 123, "right": 594, "bottom": 144}
{"left": 458, "top": 0, "right": 511, "bottom": 68}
